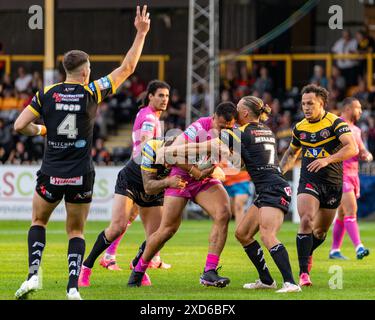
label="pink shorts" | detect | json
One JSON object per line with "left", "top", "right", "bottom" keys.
{"left": 165, "top": 167, "right": 222, "bottom": 200}
{"left": 343, "top": 175, "right": 360, "bottom": 199}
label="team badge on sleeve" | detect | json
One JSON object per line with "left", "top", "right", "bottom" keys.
{"left": 97, "top": 77, "right": 112, "bottom": 90}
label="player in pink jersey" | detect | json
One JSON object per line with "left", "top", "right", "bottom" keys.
{"left": 128, "top": 102, "right": 238, "bottom": 288}
{"left": 99, "top": 80, "right": 171, "bottom": 271}
{"left": 79, "top": 80, "right": 173, "bottom": 288}
{"left": 330, "top": 98, "right": 373, "bottom": 260}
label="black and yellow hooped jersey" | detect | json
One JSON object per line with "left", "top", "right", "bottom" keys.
{"left": 28, "top": 75, "right": 116, "bottom": 178}
{"left": 220, "top": 122, "right": 286, "bottom": 190}
{"left": 290, "top": 111, "right": 351, "bottom": 185}
{"left": 125, "top": 139, "right": 170, "bottom": 188}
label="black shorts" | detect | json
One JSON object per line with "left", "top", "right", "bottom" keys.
{"left": 253, "top": 183, "right": 292, "bottom": 214}
{"left": 114, "top": 167, "right": 164, "bottom": 207}
{"left": 297, "top": 178, "right": 342, "bottom": 209}
{"left": 36, "top": 170, "right": 95, "bottom": 204}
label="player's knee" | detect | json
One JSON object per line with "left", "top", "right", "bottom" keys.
{"left": 214, "top": 206, "right": 231, "bottom": 225}
{"left": 235, "top": 226, "right": 248, "bottom": 244}
{"left": 299, "top": 214, "right": 313, "bottom": 231}
{"left": 259, "top": 228, "right": 275, "bottom": 247}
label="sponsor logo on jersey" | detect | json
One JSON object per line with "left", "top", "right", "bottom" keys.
{"left": 56, "top": 103, "right": 81, "bottom": 112}
{"left": 310, "top": 133, "right": 317, "bottom": 142}
{"left": 89, "top": 82, "right": 96, "bottom": 92}
{"left": 327, "top": 197, "right": 337, "bottom": 206}
{"left": 75, "top": 140, "right": 87, "bottom": 148}
{"left": 251, "top": 130, "right": 273, "bottom": 136}
{"left": 320, "top": 129, "right": 330, "bottom": 139}
{"left": 141, "top": 155, "right": 153, "bottom": 168}
{"left": 304, "top": 147, "right": 330, "bottom": 158}
{"left": 185, "top": 126, "right": 197, "bottom": 141}
{"left": 299, "top": 132, "right": 306, "bottom": 140}
{"left": 50, "top": 176, "right": 83, "bottom": 186}
{"left": 97, "top": 77, "right": 111, "bottom": 90}
{"left": 338, "top": 126, "right": 350, "bottom": 133}
{"left": 141, "top": 121, "right": 155, "bottom": 133}
{"left": 53, "top": 92, "right": 63, "bottom": 102}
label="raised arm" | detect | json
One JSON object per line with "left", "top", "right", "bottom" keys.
{"left": 109, "top": 5, "right": 150, "bottom": 90}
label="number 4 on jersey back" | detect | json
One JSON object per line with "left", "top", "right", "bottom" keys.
{"left": 57, "top": 114, "right": 78, "bottom": 139}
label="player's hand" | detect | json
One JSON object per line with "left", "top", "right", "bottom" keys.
{"left": 211, "top": 166, "right": 226, "bottom": 182}
{"left": 167, "top": 175, "right": 187, "bottom": 189}
{"left": 360, "top": 151, "right": 373, "bottom": 162}
{"left": 134, "top": 5, "right": 150, "bottom": 35}
{"left": 200, "top": 166, "right": 216, "bottom": 180}
{"left": 306, "top": 159, "right": 330, "bottom": 173}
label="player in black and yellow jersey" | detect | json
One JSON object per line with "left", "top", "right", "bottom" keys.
{"left": 280, "top": 84, "right": 358, "bottom": 287}
{"left": 14, "top": 5, "right": 151, "bottom": 300}
{"left": 79, "top": 137, "right": 187, "bottom": 287}
{"left": 219, "top": 96, "right": 301, "bottom": 293}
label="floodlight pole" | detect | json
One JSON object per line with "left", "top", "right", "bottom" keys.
{"left": 44, "top": 0, "right": 55, "bottom": 86}
{"left": 186, "top": 0, "right": 219, "bottom": 125}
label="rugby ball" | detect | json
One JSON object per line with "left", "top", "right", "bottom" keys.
{"left": 196, "top": 155, "right": 213, "bottom": 170}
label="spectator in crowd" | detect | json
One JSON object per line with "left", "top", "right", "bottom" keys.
{"left": 329, "top": 65, "right": 346, "bottom": 101}
{"left": 332, "top": 30, "right": 359, "bottom": 87}
{"left": 275, "top": 111, "right": 293, "bottom": 157}
{"left": 164, "top": 89, "right": 186, "bottom": 129}
{"left": 310, "top": 65, "right": 328, "bottom": 88}
{"left": 356, "top": 30, "right": 374, "bottom": 77}
{"left": 0, "top": 146, "right": 7, "bottom": 163}
{"left": 91, "top": 138, "right": 111, "bottom": 165}
{"left": 8, "top": 141, "right": 31, "bottom": 164}
{"left": 353, "top": 78, "right": 369, "bottom": 102}
{"left": 31, "top": 71, "right": 43, "bottom": 93}
{"left": 253, "top": 66, "right": 273, "bottom": 96}
{"left": 0, "top": 73, "right": 14, "bottom": 96}
{"left": 129, "top": 73, "right": 146, "bottom": 99}
{"left": 14, "top": 66, "right": 32, "bottom": 94}
{"left": 0, "top": 117, "right": 13, "bottom": 155}
{"left": 0, "top": 42, "right": 5, "bottom": 79}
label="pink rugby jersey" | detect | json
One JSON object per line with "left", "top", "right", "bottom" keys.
{"left": 131, "top": 106, "right": 162, "bottom": 159}
{"left": 342, "top": 120, "right": 364, "bottom": 177}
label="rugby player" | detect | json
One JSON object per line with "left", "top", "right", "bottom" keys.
{"left": 79, "top": 81, "right": 179, "bottom": 287}
{"left": 14, "top": 5, "right": 150, "bottom": 300}
{"left": 280, "top": 84, "right": 358, "bottom": 287}
{"left": 98, "top": 80, "right": 173, "bottom": 272}
{"left": 220, "top": 96, "right": 301, "bottom": 293}
{"left": 329, "top": 98, "right": 372, "bottom": 260}
{"left": 128, "top": 102, "right": 237, "bottom": 288}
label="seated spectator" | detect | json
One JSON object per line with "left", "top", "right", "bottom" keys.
{"left": 353, "top": 78, "right": 369, "bottom": 101}
{"left": 165, "top": 89, "right": 186, "bottom": 129}
{"left": 310, "top": 65, "right": 328, "bottom": 88}
{"left": 129, "top": 73, "right": 146, "bottom": 100}
{"left": 0, "top": 74, "right": 14, "bottom": 97}
{"left": 8, "top": 141, "right": 31, "bottom": 164}
{"left": 31, "top": 71, "right": 43, "bottom": 93}
{"left": 275, "top": 112, "right": 292, "bottom": 157}
{"left": 14, "top": 66, "right": 32, "bottom": 94}
{"left": 329, "top": 65, "right": 346, "bottom": 100}
{"left": 92, "top": 138, "right": 111, "bottom": 165}
{"left": 253, "top": 66, "right": 273, "bottom": 96}
{"left": 332, "top": 30, "right": 359, "bottom": 87}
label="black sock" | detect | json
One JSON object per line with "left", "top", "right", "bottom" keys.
{"left": 131, "top": 240, "right": 146, "bottom": 268}
{"left": 67, "top": 237, "right": 85, "bottom": 292}
{"left": 296, "top": 233, "right": 313, "bottom": 275}
{"left": 83, "top": 230, "right": 112, "bottom": 268}
{"left": 269, "top": 243, "right": 295, "bottom": 284}
{"left": 27, "top": 225, "right": 46, "bottom": 280}
{"left": 310, "top": 233, "right": 326, "bottom": 255}
{"left": 243, "top": 241, "right": 274, "bottom": 285}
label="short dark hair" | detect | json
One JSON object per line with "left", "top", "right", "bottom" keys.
{"left": 142, "top": 80, "right": 171, "bottom": 107}
{"left": 301, "top": 84, "right": 329, "bottom": 106}
{"left": 342, "top": 97, "right": 359, "bottom": 108}
{"left": 215, "top": 102, "right": 237, "bottom": 122}
{"left": 63, "top": 50, "right": 89, "bottom": 73}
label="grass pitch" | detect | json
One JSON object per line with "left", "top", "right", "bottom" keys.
{"left": 1, "top": 219, "right": 374, "bottom": 300}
